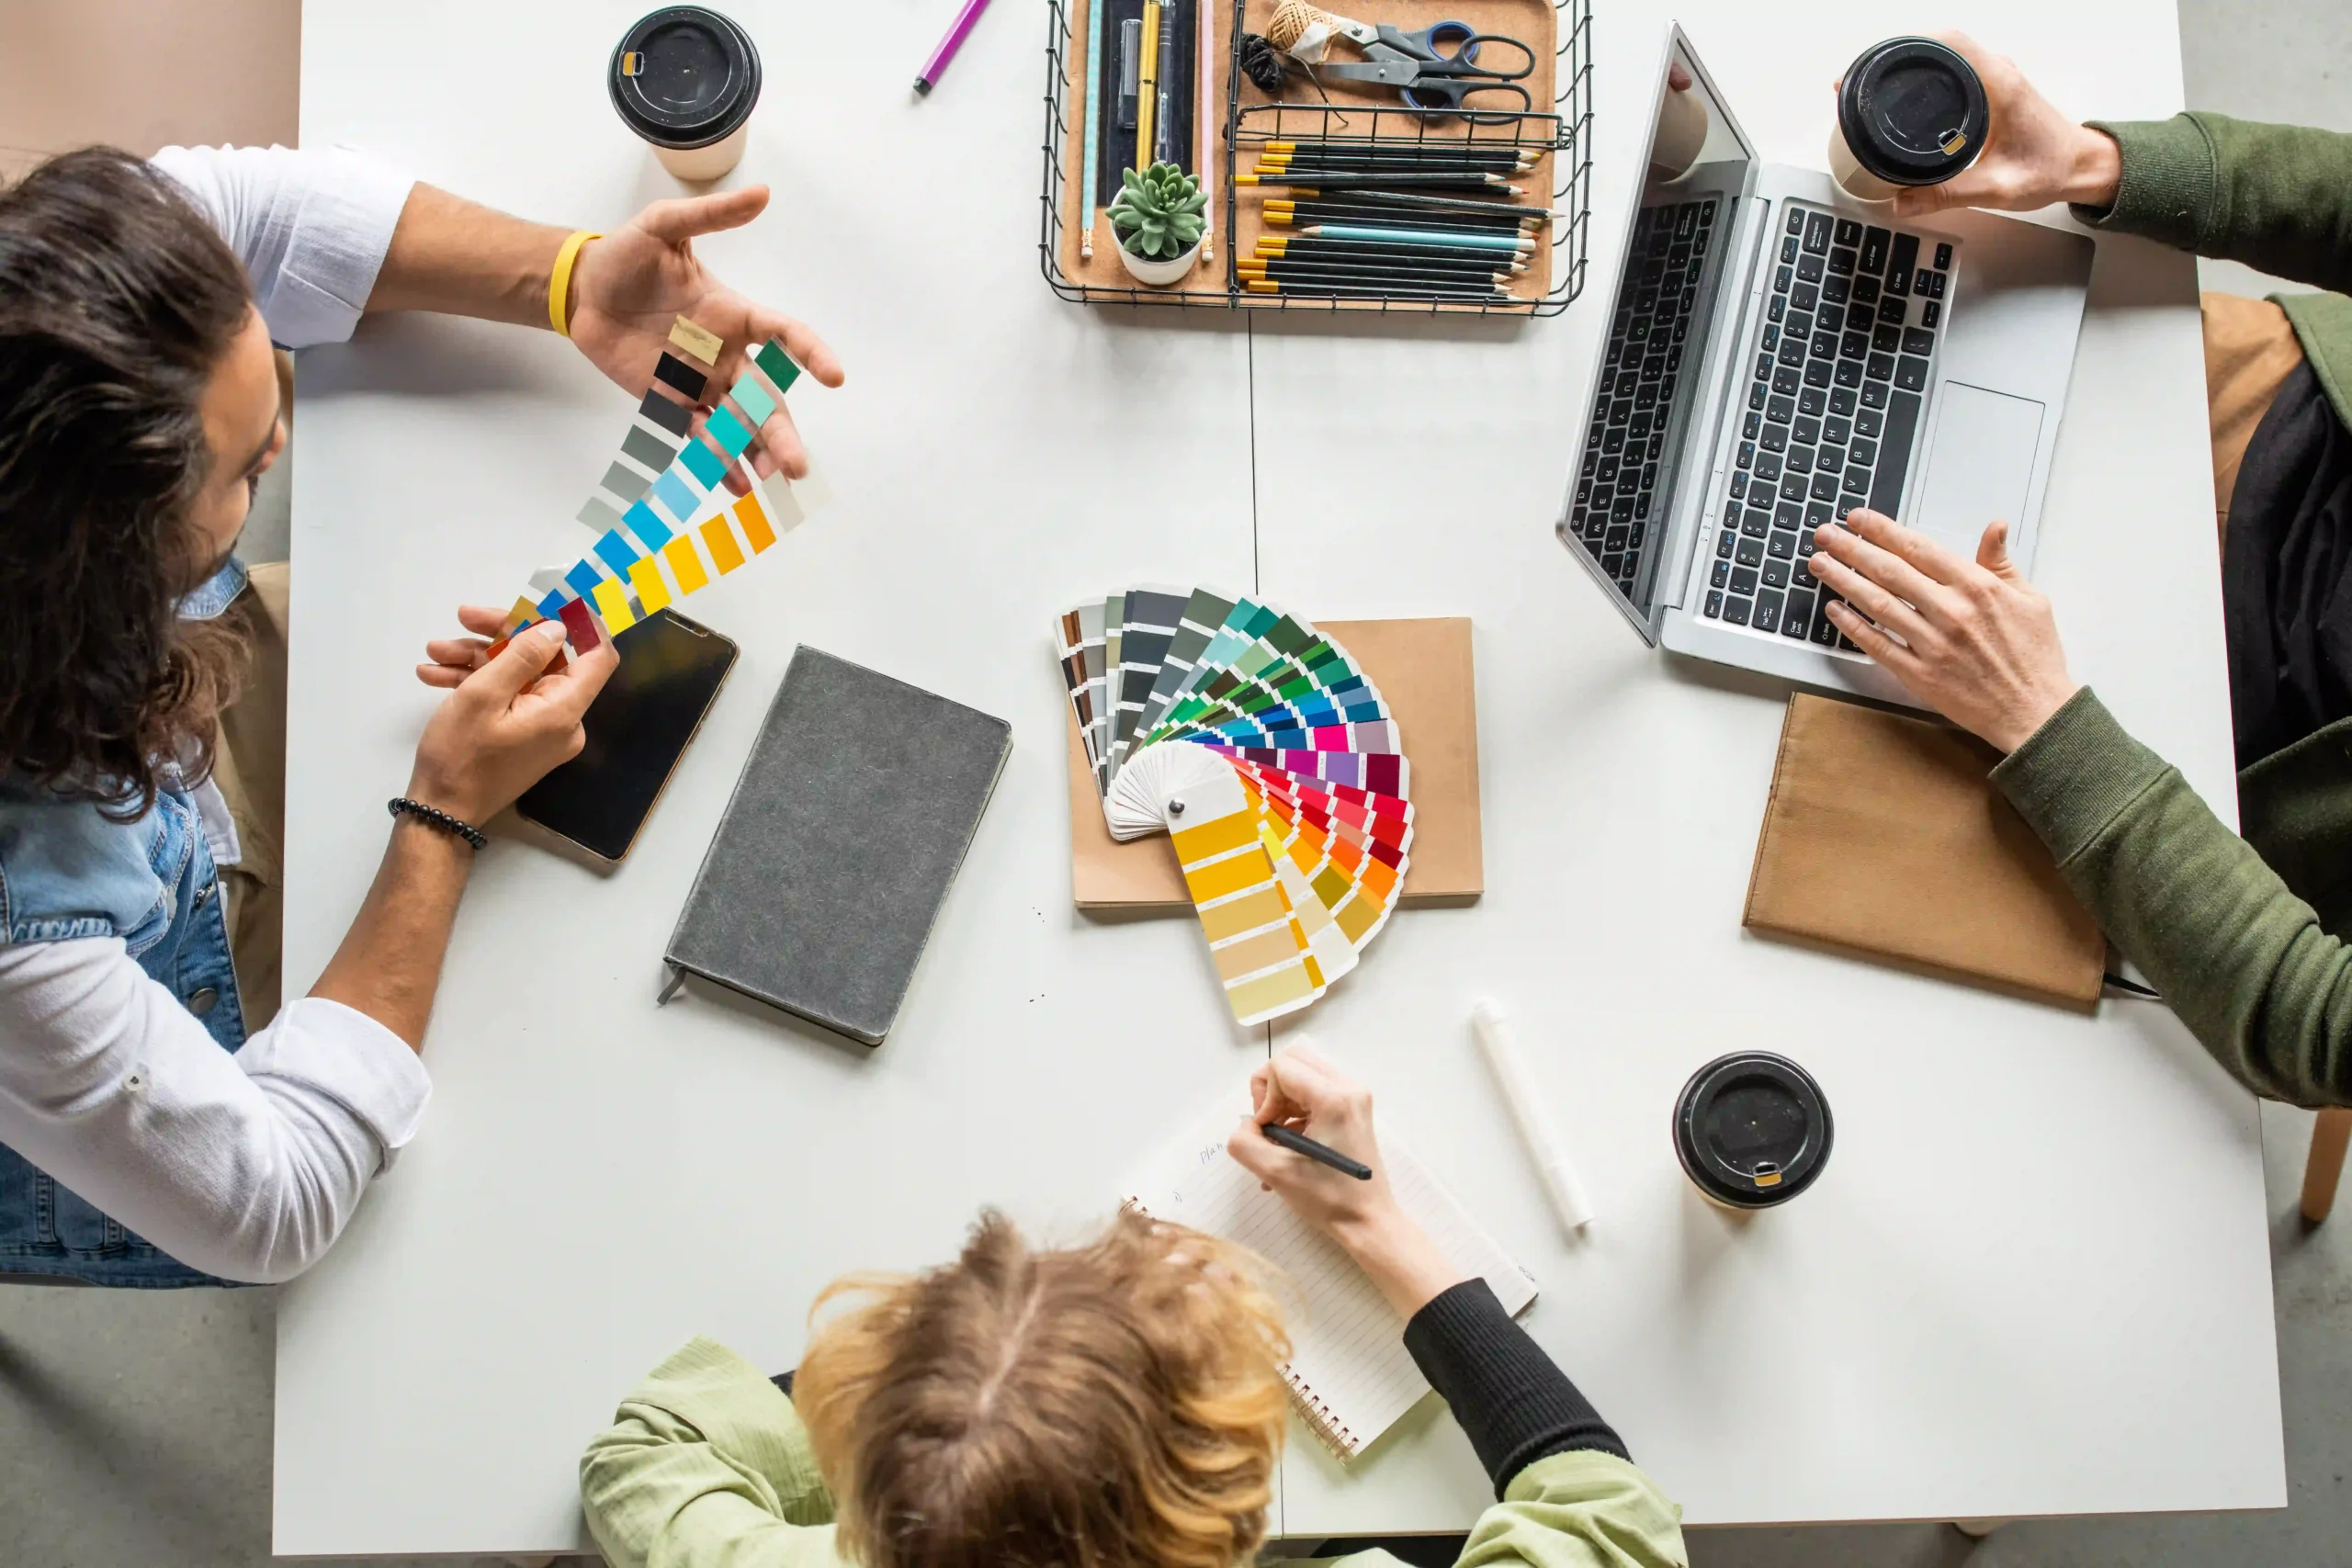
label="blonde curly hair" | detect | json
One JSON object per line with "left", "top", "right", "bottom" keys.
{"left": 794, "top": 1208, "right": 1292, "bottom": 1568}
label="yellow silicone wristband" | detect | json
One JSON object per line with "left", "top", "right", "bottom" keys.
{"left": 548, "top": 230, "right": 603, "bottom": 337}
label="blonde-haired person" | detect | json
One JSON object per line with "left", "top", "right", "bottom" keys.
{"left": 580, "top": 1045, "right": 1688, "bottom": 1568}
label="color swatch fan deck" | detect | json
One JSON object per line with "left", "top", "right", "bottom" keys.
{"left": 1056, "top": 589, "right": 1411, "bottom": 1025}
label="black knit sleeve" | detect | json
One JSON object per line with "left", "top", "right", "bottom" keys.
{"left": 1401, "top": 1278, "right": 1627, "bottom": 1496}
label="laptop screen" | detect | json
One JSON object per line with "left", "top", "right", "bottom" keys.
{"left": 1562, "top": 39, "right": 1755, "bottom": 637}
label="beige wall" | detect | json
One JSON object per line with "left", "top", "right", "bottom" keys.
{"left": 0, "top": 0, "right": 299, "bottom": 179}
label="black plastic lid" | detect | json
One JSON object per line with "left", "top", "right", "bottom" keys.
{"left": 1673, "top": 1052, "right": 1834, "bottom": 1208}
{"left": 608, "top": 7, "right": 762, "bottom": 151}
{"left": 1837, "top": 37, "right": 1988, "bottom": 187}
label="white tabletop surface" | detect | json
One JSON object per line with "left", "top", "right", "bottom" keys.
{"left": 279, "top": 0, "right": 2282, "bottom": 1555}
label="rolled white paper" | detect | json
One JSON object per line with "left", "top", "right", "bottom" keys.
{"left": 1470, "top": 999, "right": 1595, "bottom": 1234}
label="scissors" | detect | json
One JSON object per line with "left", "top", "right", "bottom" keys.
{"left": 1312, "top": 20, "right": 1536, "bottom": 121}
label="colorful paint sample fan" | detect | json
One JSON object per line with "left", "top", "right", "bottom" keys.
{"left": 495, "top": 316, "right": 834, "bottom": 653}
{"left": 1055, "top": 588, "right": 1410, "bottom": 1026}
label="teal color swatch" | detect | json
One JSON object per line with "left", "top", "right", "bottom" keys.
{"left": 678, "top": 438, "right": 729, "bottom": 491}
{"left": 705, "top": 403, "right": 753, "bottom": 458}
{"left": 729, "top": 374, "right": 776, "bottom": 428}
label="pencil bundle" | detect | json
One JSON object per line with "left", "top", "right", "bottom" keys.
{"left": 1234, "top": 131, "right": 1551, "bottom": 303}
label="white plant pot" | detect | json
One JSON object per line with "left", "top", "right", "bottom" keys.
{"left": 1114, "top": 235, "right": 1204, "bottom": 287}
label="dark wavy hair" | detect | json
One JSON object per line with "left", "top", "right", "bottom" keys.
{"left": 0, "top": 147, "right": 257, "bottom": 819}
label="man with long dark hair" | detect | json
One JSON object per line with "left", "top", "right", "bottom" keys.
{"left": 0, "top": 143, "right": 842, "bottom": 1285}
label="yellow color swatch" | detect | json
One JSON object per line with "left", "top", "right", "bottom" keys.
{"left": 700, "top": 515, "right": 746, "bottom": 574}
{"left": 668, "top": 316, "right": 723, "bottom": 366}
{"left": 733, "top": 490, "right": 776, "bottom": 553}
{"left": 590, "top": 575, "right": 636, "bottom": 632}
{"left": 662, "top": 535, "right": 709, "bottom": 595}
{"left": 628, "top": 556, "right": 671, "bottom": 615}
{"left": 503, "top": 595, "right": 540, "bottom": 633}
{"left": 1184, "top": 849, "right": 1269, "bottom": 906}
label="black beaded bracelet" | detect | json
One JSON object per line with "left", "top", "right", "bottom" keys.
{"left": 388, "top": 796, "right": 488, "bottom": 851}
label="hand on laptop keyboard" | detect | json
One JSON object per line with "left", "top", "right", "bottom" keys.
{"left": 1879, "top": 32, "right": 2123, "bottom": 220}
{"left": 1803, "top": 507, "right": 2078, "bottom": 752}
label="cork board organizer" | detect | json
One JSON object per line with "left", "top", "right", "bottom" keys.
{"left": 1040, "top": 0, "right": 1592, "bottom": 314}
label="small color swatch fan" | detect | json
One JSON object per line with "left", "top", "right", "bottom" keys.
{"left": 1055, "top": 588, "right": 1410, "bottom": 1025}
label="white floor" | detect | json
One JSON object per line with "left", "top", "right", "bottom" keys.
{"left": 4, "top": 2, "right": 2347, "bottom": 1563}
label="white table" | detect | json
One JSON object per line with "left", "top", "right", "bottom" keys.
{"left": 277, "top": 0, "right": 2283, "bottom": 1554}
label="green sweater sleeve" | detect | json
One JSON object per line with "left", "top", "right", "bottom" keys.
{"left": 2075, "top": 112, "right": 2352, "bottom": 295}
{"left": 1319, "top": 1452, "right": 1688, "bottom": 1568}
{"left": 1992, "top": 688, "right": 2352, "bottom": 1104}
{"left": 579, "top": 1337, "right": 846, "bottom": 1568}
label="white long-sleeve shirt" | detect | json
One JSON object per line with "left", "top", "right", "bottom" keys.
{"left": 0, "top": 143, "right": 421, "bottom": 1285}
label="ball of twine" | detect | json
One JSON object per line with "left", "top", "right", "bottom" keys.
{"left": 1265, "top": 0, "right": 1334, "bottom": 54}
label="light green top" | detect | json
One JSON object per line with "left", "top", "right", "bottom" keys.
{"left": 580, "top": 1337, "right": 1690, "bottom": 1568}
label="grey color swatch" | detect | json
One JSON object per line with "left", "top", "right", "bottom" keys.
{"left": 664, "top": 647, "right": 1012, "bottom": 1047}
{"left": 621, "top": 424, "right": 679, "bottom": 474}
{"left": 576, "top": 495, "right": 626, "bottom": 534}
{"left": 601, "top": 460, "right": 650, "bottom": 502}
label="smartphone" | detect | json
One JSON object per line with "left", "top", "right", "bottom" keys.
{"left": 515, "top": 609, "right": 739, "bottom": 862}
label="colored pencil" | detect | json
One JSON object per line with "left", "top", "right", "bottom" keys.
{"left": 914, "top": 0, "right": 995, "bottom": 95}
{"left": 1257, "top": 150, "right": 1534, "bottom": 172}
{"left": 1235, "top": 172, "right": 1519, "bottom": 192}
{"left": 1081, "top": 0, "right": 1103, "bottom": 259}
{"left": 1244, "top": 277, "right": 1514, "bottom": 303}
{"left": 1268, "top": 202, "right": 1534, "bottom": 233}
{"left": 1276, "top": 222, "right": 1532, "bottom": 254}
{"left": 1242, "top": 250, "right": 1527, "bottom": 277}
{"left": 1136, "top": 0, "right": 1160, "bottom": 173}
{"left": 1241, "top": 262, "right": 1524, "bottom": 291}
{"left": 1261, "top": 1122, "right": 1374, "bottom": 1179}
{"left": 1258, "top": 236, "right": 1531, "bottom": 266}
{"left": 1281, "top": 186, "right": 1557, "bottom": 219}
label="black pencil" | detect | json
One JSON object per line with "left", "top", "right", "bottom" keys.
{"left": 1260, "top": 137, "right": 1544, "bottom": 163}
{"left": 1269, "top": 225, "right": 1534, "bottom": 255}
{"left": 1261, "top": 1122, "right": 1374, "bottom": 1179}
{"left": 1258, "top": 239, "right": 1533, "bottom": 268}
{"left": 1242, "top": 262, "right": 1524, "bottom": 291}
{"left": 1235, "top": 173, "right": 1521, "bottom": 193}
{"left": 1293, "top": 186, "right": 1556, "bottom": 219}
{"left": 1270, "top": 203, "right": 1534, "bottom": 234}
{"left": 1257, "top": 152, "right": 1534, "bottom": 175}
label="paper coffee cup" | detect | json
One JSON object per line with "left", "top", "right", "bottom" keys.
{"left": 609, "top": 6, "right": 763, "bottom": 182}
{"left": 1830, "top": 37, "right": 1987, "bottom": 204}
{"left": 1673, "top": 1052, "right": 1834, "bottom": 1210}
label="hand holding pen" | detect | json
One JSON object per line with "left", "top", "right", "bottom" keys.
{"left": 1226, "top": 1041, "right": 1465, "bottom": 1317}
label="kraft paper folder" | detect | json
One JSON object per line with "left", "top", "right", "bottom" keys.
{"left": 1743, "top": 693, "right": 2106, "bottom": 1010}
{"left": 1067, "top": 615, "right": 1483, "bottom": 909}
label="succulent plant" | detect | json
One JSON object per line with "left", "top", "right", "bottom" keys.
{"left": 1109, "top": 162, "right": 1208, "bottom": 261}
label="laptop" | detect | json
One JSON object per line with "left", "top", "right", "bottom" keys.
{"left": 1557, "top": 26, "right": 2095, "bottom": 709}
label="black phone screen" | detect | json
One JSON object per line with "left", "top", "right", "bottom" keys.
{"left": 514, "top": 609, "right": 739, "bottom": 862}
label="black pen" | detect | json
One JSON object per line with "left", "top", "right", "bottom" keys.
{"left": 1262, "top": 1122, "right": 1374, "bottom": 1179}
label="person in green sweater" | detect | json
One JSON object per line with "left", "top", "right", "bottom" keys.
{"left": 579, "top": 1046, "right": 1688, "bottom": 1568}
{"left": 1805, "top": 35, "right": 2352, "bottom": 1105}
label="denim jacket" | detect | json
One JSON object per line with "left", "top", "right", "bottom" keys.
{"left": 0, "top": 557, "right": 253, "bottom": 1286}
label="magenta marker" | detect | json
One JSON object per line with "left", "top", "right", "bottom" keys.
{"left": 913, "top": 0, "right": 994, "bottom": 95}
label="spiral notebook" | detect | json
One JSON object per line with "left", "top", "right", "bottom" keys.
{"left": 1120, "top": 1085, "right": 1539, "bottom": 1459}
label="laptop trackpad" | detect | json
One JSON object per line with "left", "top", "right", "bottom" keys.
{"left": 1908, "top": 382, "right": 2045, "bottom": 550}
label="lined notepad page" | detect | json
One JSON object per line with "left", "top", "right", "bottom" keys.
{"left": 1122, "top": 1095, "right": 1539, "bottom": 1458}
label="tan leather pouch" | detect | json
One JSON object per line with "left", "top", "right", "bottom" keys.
{"left": 1743, "top": 694, "right": 2105, "bottom": 1010}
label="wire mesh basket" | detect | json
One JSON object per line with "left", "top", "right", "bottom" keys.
{"left": 1040, "top": 0, "right": 1591, "bottom": 314}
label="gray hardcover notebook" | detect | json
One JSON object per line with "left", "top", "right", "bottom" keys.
{"left": 662, "top": 646, "right": 1012, "bottom": 1045}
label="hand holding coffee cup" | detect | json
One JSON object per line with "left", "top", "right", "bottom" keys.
{"left": 1829, "top": 32, "right": 2123, "bottom": 219}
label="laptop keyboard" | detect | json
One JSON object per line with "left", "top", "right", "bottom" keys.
{"left": 1704, "top": 202, "right": 1950, "bottom": 646}
{"left": 1567, "top": 196, "right": 1719, "bottom": 598}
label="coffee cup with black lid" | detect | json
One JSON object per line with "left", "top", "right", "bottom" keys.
{"left": 1828, "top": 37, "right": 1989, "bottom": 203}
{"left": 1673, "top": 1052, "right": 1834, "bottom": 1210}
{"left": 610, "top": 6, "right": 763, "bottom": 183}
